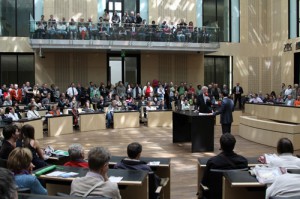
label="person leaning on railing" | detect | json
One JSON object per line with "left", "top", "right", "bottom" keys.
{"left": 69, "top": 18, "right": 78, "bottom": 40}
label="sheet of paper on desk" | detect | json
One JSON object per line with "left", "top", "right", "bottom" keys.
{"left": 109, "top": 176, "right": 123, "bottom": 183}
{"left": 264, "top": 154, "right": 278, "bottom": 164}
{"left": 46, "top": 171, "right": 66, "bottom": 177}
{"left": 148, "top": 161, "right": 160, "bottom": 166}
{"left": 60, "top": 172, "right": 79, "bottom": 178}
{"left": 46, "top": 171, "right": 79, "bottom": 178}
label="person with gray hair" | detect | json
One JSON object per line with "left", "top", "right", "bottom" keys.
{"left": 64, "top": 143, "right": 88, "bottom": 168}
{"left": 197, "top": 86, "right": 212, "bottom": 113}
{"left": 71, "top": 147, "right": 121, "bottom": 198}
{"left": 0, "top": 167, "right": 18, "bottom": 199}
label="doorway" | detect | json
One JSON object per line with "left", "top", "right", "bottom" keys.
{"left": 107, "top": 53, "right": 141, "bottom": 86}
{"left": 294, "top": 52, "right": 300, "bottom": 83}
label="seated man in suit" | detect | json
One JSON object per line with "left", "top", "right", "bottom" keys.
{"left": 64, "top": 143, "right": 88, "bottom": 168}
{"left": 71, "top": 147, "right": 121, "bottom": 198}
{"left": 202, "top": 133, "right": 248, "bottom": 196}
{"left": 114, "top": 142, "right": 161, "bottom": 199}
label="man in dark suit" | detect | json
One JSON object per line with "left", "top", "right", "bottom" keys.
{"left": 213, "top": 91, "right": 234, "bottom": 134}
{"left": 202, "top": 133, "right": 248, "bottom": 197}
{"left": 232, "top": 82, "right": 243, "bottom": 109}
{"left": 197, "top": 86, "right": 212, "bottom": 113}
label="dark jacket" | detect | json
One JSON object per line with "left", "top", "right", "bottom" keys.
{"left": 214, "top": 97, "right": 234, "bottom": 124}
{"left": 197, "top": 94, "right": 212, "bottom": 113}
{"left": 202, "top": 151, "right": 248, "bottom": 186}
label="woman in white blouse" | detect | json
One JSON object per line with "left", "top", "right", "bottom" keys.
{"left": 27, "top": 105, "right": 41, "bottom": 119}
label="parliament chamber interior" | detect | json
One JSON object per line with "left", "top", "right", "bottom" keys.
{"left": 0, "top": 0, "right": 300, "bottom": 199}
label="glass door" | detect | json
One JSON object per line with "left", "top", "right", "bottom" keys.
{"left": 107, "top": 53, "right": 140, "bottom": 86}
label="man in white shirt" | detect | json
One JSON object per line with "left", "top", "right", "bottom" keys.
{"left": 67, "top": 83, "right": 78, "bottom": 100}
{"left": 266, "top": 173, "right": 300, "bottom": 199}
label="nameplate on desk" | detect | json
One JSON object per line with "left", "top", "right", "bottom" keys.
{"left": 148, "top": 161, "right": 160, "bottom": 166}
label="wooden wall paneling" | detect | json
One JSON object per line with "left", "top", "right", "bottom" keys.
{"left": 158, "top": 54, "right": 173, "bottom": 83}
{"left": 72, "top": 53, "right": 88, "bottom": 85}
{"left": 248, "top": 57, "right": 260, "bottom": 93}
{"left": 272, "top": 56, "right": 282, "bottom": 94}
{"left": 174, "top": 55, "right": 187, "bottom": 85}
{"left": 55, "top": 53, "right": 70, "bottom": 90}
{"left": 261, "top": 57, "right": 271, "bottom": 94}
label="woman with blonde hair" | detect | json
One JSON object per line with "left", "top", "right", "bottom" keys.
{"left": 7, "top": 147, "right": 47, "bottom": 195}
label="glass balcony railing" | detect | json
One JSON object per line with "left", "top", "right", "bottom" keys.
{"left": 29, "top": 21, "right": 220, "bottom": 44}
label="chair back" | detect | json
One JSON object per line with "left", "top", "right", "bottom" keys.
{"left": 207, "top": 168, "right": 248, "bottom": 199}
{"left": 148, "top": 171, "right": 160, "bottom": 199}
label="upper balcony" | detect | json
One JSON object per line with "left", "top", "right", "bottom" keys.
{"left": 29, "top": 21, "right": 220, "bottom": 53}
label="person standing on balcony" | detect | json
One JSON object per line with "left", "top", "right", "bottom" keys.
{"left": 103, "top": 9, "right": 110, "bottom": 33}
{"left": 47, "top": 14, "right": 56, "bottom": 39}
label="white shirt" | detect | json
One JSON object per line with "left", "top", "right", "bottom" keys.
{"left": 7, "top": 112, "right": 19, "bottom": 121}
{"left": 27, "top": 110, "right": 41, "bottom": 119}
{"left": 266, "top": 173, "right": 300, "bottom": 199}
{"left": 67, "top": 87, "right": 78, "bottom": 98}
{"left": 268, "top": 153, "right": 300, "bottom": 169}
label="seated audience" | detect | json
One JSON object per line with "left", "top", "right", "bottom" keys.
{"left": 7, "top": 147, "right": 47, "bottom": 195}
{"left": 249, "top": 93, "right": 263, "bottom": 103}
{"left": 181, "top": 99, "right": 190, "bottom": 110}
{"left": 266, "top": 173, "right": 300, "bottom": 199}
{"left": 0, "top": 167, "right": 18, "bottom": 199}
{"left": 64, "top": 143, "right": 88, "bottom": 168}
{"left": 7, "top": 107, "right": 20, "bottom": 121}
{"left": 285, "top": 94, "right": 294, "bottom": 106}
{"left": 27, "top": 105, "right": 41, "bottom": 119}
{"left": 3, "top": 95, "right": 12, "bottom": 106}
{"left": 0, "top": 125, "right": 19, "bottom": 159}
{"left": 114, "top": 142, "right": 161, "bottom": 199}
{"left": 48, "top": 105, "right": 61, "bottom": 116}
{"left": 22, "top": 124, "right": 47, "bottom": 169}
{"left": 259, "top": 138, "right": 300, "bottom": 169}
{"left": 114, "top": 142, "right": 152, "bottom": 171}
{"left": 82, "top": 100, "right": 94, "bottom": 113}
{"left": 202, "top": 133, "right": 248, "bottom": 188}
{"left": 71, "top": 147, "right": 121, "bottom": 198}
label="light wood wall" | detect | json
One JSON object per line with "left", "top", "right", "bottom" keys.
{"left": 141, "top": 52, "right": 204, "bottom": 87}
{"left": 148, "top": 0, "right": 196, "bottom": 24}
{"left": 35, "top": 51, "right": 106, "bottom": 89}
{"left": 43, "top": 0, "right": 98, "bottom": 21}
{"left": 207, "top": 0, "right": 293, "bottom": 96}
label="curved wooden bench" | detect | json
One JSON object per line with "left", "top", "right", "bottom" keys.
{"left": 239, "top": 116, "right": 300, "bottom": 149}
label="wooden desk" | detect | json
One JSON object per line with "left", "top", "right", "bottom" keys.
{"left": 110, "top": 156, "right": 171, "bottom": 199}
{"left": 147, "top": 110, "right": 172, "bottom": 127}
{"left": 173, "top": 111, "right": 215, "bottom": 152}
{"left": 223, "top": 170, "right": 266, "bottom": 199}
{"left": 197, "top": 157, "right": 261, "bottom": 192}
{"left": 34, "top": 166, "right": 148, "bottom": 199}
{"left": 17, "top": 118, "right": 43, "bottom": 140}
{"left": 79, "top": 112, "right": 106, "bottom": 132}
{"left": 113, "top": 111, "right": 140, "bottom": 129}
{"left": 47, "top": 115, "right": 73, "bottom": 137}
{"left": 244, "top": 103, "right": 300, "bottom": 124}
